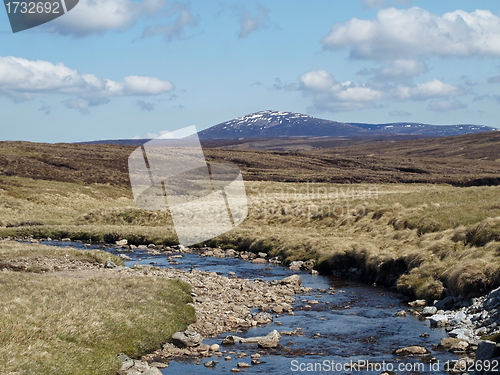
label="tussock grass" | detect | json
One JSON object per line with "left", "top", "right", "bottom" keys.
{"left": 3, "top": 177, "right": 500, "bottom": 300}
{"left": 0, "top": 240, "right": 124, "bottom": 265}
{"left": 0, "top": 245, "right": 195, "bottom": 375}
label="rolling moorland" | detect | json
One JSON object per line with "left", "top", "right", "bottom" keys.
{"left": 0, "top": 131, "right": 500, "bottom": 373}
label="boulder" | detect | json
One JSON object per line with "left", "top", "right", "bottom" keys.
{"left": 437, "top": 337, "right": 469, "bottom": 351}
{"left": 429, "top": 314, "right": 449, "bottom": 328}
{"left": 257, "top": 330, "right": 281, "bottom": 348}
{"left": 252, "top": 258, "right": 266, "bottom": 264}
{"left": 422, "top": 306, "right": 438, "bottom": 316}
{"left": 143, "top": 368, "right": 163, "bottom": 375}
{"left": 104, "top": 260, "right": 117, "bottom": 268}
{"left": 485, "top": 287, "right": 500, "bottom": 308}
{"left": 302, "top": 259, "right": 316, "bottom": 270}
{"left": 116, "top": 239, "right": 128, "bottom": 246}
{"left": 252, "top": 312, "right": 273, "bottom": 324}
{"left": 475, "top": 340, "right": 500, "bottom": 362}
{"left": 449, "top": 328, "right": 473, "bottom": 341}
{"left": 434, "top": 296, "right": 455, "bottom": 310}
{"left": 450, "top": 311, "right": 467, "bottom": 325}
{"left": 222, "top": 330, "right": 281, "bottom": 348}
{"left": 172, "top": 330, "right": 204, "bottom": 348}
{"left": 393, "top": 345, "right": 430, "bottom": 355}
{"left": 281, "top": 275, "right": 302, "bottom": 286}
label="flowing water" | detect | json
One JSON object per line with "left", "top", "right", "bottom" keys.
{"left": 39, "top": 241, "right": 463, "bottom": 374}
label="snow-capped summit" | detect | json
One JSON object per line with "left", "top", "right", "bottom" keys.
{"left": 198, "top": 110, "right": 364, "bottom": 140}
{"left": 198, "top": 110, "right": 497, "bottom": 140}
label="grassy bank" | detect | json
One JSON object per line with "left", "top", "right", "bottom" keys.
{"left": 0, "top": 242, "right": 195, "bottom": 375}
{"left": 2, "top": 175, "right": 500, "bottom": 301}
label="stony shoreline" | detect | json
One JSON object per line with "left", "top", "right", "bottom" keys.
{"left": 4, "top": 237, "right": 500, "bottom": 374}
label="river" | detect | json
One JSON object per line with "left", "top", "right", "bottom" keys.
{"left": 39, "top": 240, "right": 462, "bottom": 374}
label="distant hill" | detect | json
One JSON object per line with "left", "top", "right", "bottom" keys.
{"left": 198, "top": 110, "right": 497, "bottom": 140}
{"left": 77, "top": 139, "right": 149, "bottom": 146}
{"left": 1, "top": 130, "right": 498, "bottom": 187}
{"left": 77, "top": 110, "right": 498, "bottom": 147}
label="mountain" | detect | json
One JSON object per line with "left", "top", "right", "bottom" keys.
{"left": 350, "top": 123, "right": 494, "bottom": 137}
{"left": 197, "top": 110, "right": 368, "bottom": 140}
{"left": 77, "top": 139, "right": 149, "bottom": 146}
{"left": 198, "top": 110, "right": 497, "bottom": 140}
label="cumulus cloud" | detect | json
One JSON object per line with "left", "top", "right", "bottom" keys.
{"left": 375, "top": 59, "right": 427, "bottom": 79}
{"left": 141, "top": 2, "right": 198, "bottom": 41}
{"left": 322, "top": 7, "right": 500, "bottom": 60}
{"left": 239, "top": 5, "right": 269, "bottom": 39}
{"left": 394, "top": 79, "right": 465, "bottom": 101}
{"left": 389, "top": 110, "right": 411, "bottom": 116}
{"left": 136, "top": 100, "right": 155, "bottom": 111}
{"left": 293, "top": 69, "right": 464, "bottom": 112}
{"left": 358, "top": 60, "right": 427, "bottom": 83}
{"left": 427, "top": 99, "right": 467, "bottom": 112}
{"left": 0, "top": 56, "right": 174, "bottom": 113}
{"left": 45, "top": 0, "right": 196, "bottom": 39}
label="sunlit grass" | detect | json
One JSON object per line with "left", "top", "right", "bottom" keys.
{"left": 0, "top": 243, "right": 195, "bottom": 375}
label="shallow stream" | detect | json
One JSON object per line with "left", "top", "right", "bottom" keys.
{"left": 41, "top": 241, "right": 462, "bottom": 374}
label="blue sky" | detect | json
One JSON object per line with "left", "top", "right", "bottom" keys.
{"left": 0, "top": 0, "right": 499, "bottom": 142}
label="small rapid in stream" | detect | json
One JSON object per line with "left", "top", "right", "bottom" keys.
{"left": 39, "top": 240, "right": 462, "bottom": 374}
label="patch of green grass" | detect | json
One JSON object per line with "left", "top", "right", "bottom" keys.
{"left": 0, "top": 240, "right": 124, "bottom": 266}
{"left": 0, "top": 269, "right": 195, "bottom": 375}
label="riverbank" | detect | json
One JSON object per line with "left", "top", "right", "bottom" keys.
{"left": 0, "top": 240, "right": 196, "bottom": 375}
{"left": 5, "top": 238, "right": 496, "bottom": 374}
{"left": 0, "top": 240, "right": 313, "bottom": 374}
{"left": 2, "top": 177, "right": 500, "bottom": 303}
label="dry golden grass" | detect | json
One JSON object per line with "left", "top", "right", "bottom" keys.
{"left": 0, "top": 242, "right": 195, "bottom": 375}
{"left": 0, "top": 240, "right": 124, "bottom": 265}
{"left": 2, "top": 177, "right": 500, "bottom": 302}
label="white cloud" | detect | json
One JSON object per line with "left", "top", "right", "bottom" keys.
{"left": 389, "top": 110, "right": 411, "bottom": 116}
{"left": 394, "top": 79, "right": 464, "bottom": 100}
{"left": 291, "top": 69, "right": 464, "bottom": 112}
{"left": 427, "top": 99, "right": 467, "bottom": 112}
{"left": 45, "top": 0, "right": 196, "bottom": 40}
{"left": 0, "top": 56, "right": 174, "bottom": 113}
{"left": 63, "top": 98, "right": 93, "bottom": 115}
{"left": 322, "top": 7, "right": 500, "bottom": 60}
{"left": 377, "top": 59, "right": 427, "bottom": 79}
{"left": 239, "top": 5, "right": 269, "bottom": 39}
{"left": 298, "top": 69, "right": 386, "bottom": 111}
{"left": 141, "top": 2, "right": 198, "bottom": 41}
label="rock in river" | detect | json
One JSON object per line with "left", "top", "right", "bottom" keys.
{"left": 281, "top": 275, "right": 302, "bottom": 286}
{"left": 222, "top": 330, "right": 281, "bottom": 348}
{"left": 393, "top": 345, "right": 430, "bottom": 355}
{"left": 172, "top": 330, "right": 203, "bottom": 348}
